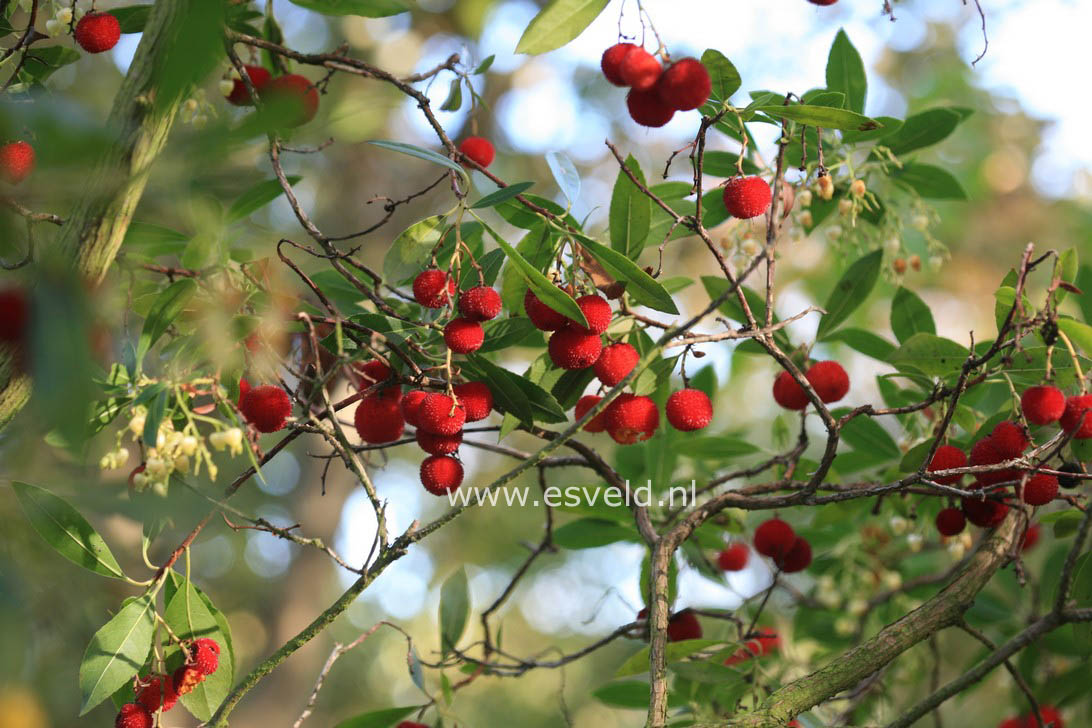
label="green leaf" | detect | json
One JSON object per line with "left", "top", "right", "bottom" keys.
{"left": 164, "top": 579, "right": 234, "bottom": 720}
{"left": 334, "top": 706, "right": 422, "bottom": 728}
{"left": 439, "top": 568, "right": 469, "bottom": 656}
{"left": 1056, "top": 247, "right": 1079, "bottom": 303}
{"left": 700, "top": 150, "right": 761, "bottom": 177}
{"left": 573, "top": 232, "right": 679, "bottom": 314}
{"left": 615, "top": 639, "right": 725, "bottom": 677}
{"left": 668, "top": 659, "right": 742, "bottom": 684}
{"left": 460, "top": 354, "right": 534, "bottom": 424}
{"left": 889, "top": 333, "right": 970, "bottom": 378}
{"left": 471, "top": 181, "right": 534, "bottom": 209}
{"left": 477, "top": 318, "right": 537, "bottom": 352}
{"left": 288, "top": 0, "right": 408, "bottom": 17}
{"left": 109, "top": 5, "right": 152, "bottom": 32}
{"left": 551, "top": 368, "right": 597, "bottom": 410}
{"left": 439, "top": 77, "right": 463, "bottom": 111}
{"left": 592, "top": 680, "right": 651, "bottom": 708}
{"left": 383, "top": 215, "right": 447, "bottom": 285}
{"left": 825, "top": 327, "right": 896, "bottom": 361}
{"left": 226, "top": 176, "right": 301, "bottom": 222}
{"left": 19, "top": 46, "right": 81, "bottom": 84}
{"left": 142, "top": 385, "right": 168, "bottom": 446}
{"left": 1058, "top": 318, "right": 1092, "bottom": 356}
{"left": 894, "top": 163, "right": 967, "bottom": 200}
{"left": 13, "top": 482, "right": 125, "bottom": 579}
{"left": 1068, "top": 553, "right": 1092, "bottom": 654}
{"left": 545, "top": 150, "right": 580, "bottom": 207}
{"left": 891, "top": 287, "right": 936, "bottom": 344}
{"left": 79, "top": 595, "right": 156, "bottom": 714}
{"left": 1075, "top": 266, "right": 1092, "bottom": 324}
{"left": 515, "top": 0, "right": 610, "bottom": 55}
{"left": 841, "top": 116, "right": 904, "bottom": 144}
{"left": 701, "top": 49, "right": 741, "bottom": 102}
{"left": 834, "top": 410, "right": 900, "bottom": 458}
{"left": 473, "top": 55, "right": 495, "bottom": 74}
{"left": 817, "top": 250, "right": 882, "bottom": 339}
{"left": 553, "top": 518, "right": 639, "bottom": 549}
{"left": 883, "top": 108, "right": 964, "bottom": 156}
{"left": 756, "top": 104, "right": 881, "bottom": 132}
{"left": 675, "top": 437, "right": 758, "bottom": 460}
{"left": 367, "top": 140, "right": 468, "bottom": 181}
{"left": 609, "top": 154, "right": 651, "bottom": 260}
{"left": 137, "top": 279, "right": 197, "bottom": 361}
{"left": 825, "top": 29, "right": 866, "bottom": 114}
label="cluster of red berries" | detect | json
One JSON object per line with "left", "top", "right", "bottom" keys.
{"left": 225, "top": 65, "right": 320, "bottom": 127}
{"left": 772, "top": 360, "right": 851, "bottom": 410}
{"left": 0, "top": 141, "right": 35, "bottom": 185}
{"left": 999, "top": 705, "right": 1064, "bottom": 728}
{"left": 115, "top": 639, "right": 220, "bottom": 728}
{"left": 238, "top": 379, "right": 292, "bottom": 433}
{"left": 412, "top": 271, "right": 504, "bottom": 357}
{"left": 752, "top": 518, "right": 812, "bottom": 573}
{"left": 1022, "top": 383, "right": 1092, "bottom": 439}
{"left": 600, "top": 43, "right": 711, "bottom": 128}
{"left": 636, "top": 607, "right": 703, "bottom": 642}
{"left": 75, "top": 12, "right": 121, "bottom": 54}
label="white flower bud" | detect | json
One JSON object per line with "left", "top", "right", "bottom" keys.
{"left": 145, "top": 457, "right": 167, "bottom": 478}
{"left": 114, "top": 448, "right": 129, "bottom": 467}
{"left": 219, "top": 79, "right": 236, "bottom": 97}
{"left": 947, "top": 540, "right": 966, "bottom": 560}
{"left": 152, "top": 480, "right": 169, "bottom": 498}
{"left": 192, "top": 114, "right": 208, "bottom": 130}
{"left": 131, "top": 472, "right": 148, "bottom": 491}
{"left": 889, "top": 516, "right": 908, "bottom": 535}
{"left": 835, "top": 617, "right": 856, "bottom": 636}
{"left": 838, "top": 198, "right": 853, "bottom": 216}
{"left": 129, "top": 414, "right": 146, "bottom": 437}
{"left": 183, "top": 98, "right": 199, "bottom": 113}
{"left": 208, "top": 431, "right": 227, "bottom": 451}
{"left": 180, "top": 435, "right": 199, "bottom": 456}
{"left": 884, "top": 236, "right": 901, "bottom": 255}
{"left": 929, "top": 255, "right": 944, "bottom": 273}
{"left": 224, "top": 427, "right": 244, "bottom": 455}
{"left": 798, "top": 211, "right": 813, "bottom": 228}
{"left": 44, "top": 18, "right": 62, "bottom": 36}
{"left": 850, "top": 179, "right": 866, "bottom": 198}
{"left": 882, "top": 571, "right": 902, "bottom": 590}
{"left": 173, "top": 454, "right": 190, "bottom": 473}
{"left": 848, "top": 598, "right": 869, "bottom": 617}
{"left": 99, "top": 454, "right": 113, "bottom": 470}
{"left": 912, "top": 214, "right": 929, "bottom": 231}
{"left": 907, "top": 533, "right": 924, "bottom": 552}
{"left": 798, "top": 189, "right": 812, "bottom": 207}
{"left": 55, "top": 7, "right": 73, "bottom": 23}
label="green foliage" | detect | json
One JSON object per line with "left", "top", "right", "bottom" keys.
{"left": 78, "top": 596, "right": 156, "bottom": 714}
{"left": 12, "top": 482, "right": 125, "bottom": 579}
{"left": 439, "top": 567, "right": 469, "bottom": 655}
{"left": 515, "top": 0, "right": 610, "bottom": 55}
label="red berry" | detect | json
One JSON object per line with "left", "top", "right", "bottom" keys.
{"left": 523, "top": 288, "right": 569, "bottom": 331}
{"left": 961, "top": 495, "right": 1009, "bottom": 528}
{"left": 717, "top": 542, "right": 749, "bottom": 571}
{"left": 722, "top": 176, "right": 772, "bottom": 219}
{"left": 237, "top": 377, "right": 251, "bottom": 405}
{"left": 416, "top": 429, "right": 462, "bottom": 455}
{"left": 935, "top": 507, "right": 966, "bottom": 536}
{"left": 75, "top": 12, "right": 121, "bottom": 53}
{"left": 604, "top": 393, "right": 659, "bottom": 444}
{"left": 656, "top": 58, "right": 712, "bottom": 110}
{"left": 574, "top": 394, "right": 608, "bottom": 433}
{"left": 192, "top": 638, "right": 220, "bottom": 676}
{"left": 969, "top": 437, "right": 1008, "bottom": 486}
{"left": 776, "top": 537, "right": 812, "bottom": 573}
{"left": 928, "top": 445, "right": 967, "bottom": 485}
{"left": 548, "top": 328, "right": 603, "bottom": 370}
{"left": 1022, "top": 523, "right": 1041, "bottom": 551}
{"left": 420, "top": 454, "right": 463, "bottom": 495}
{"left": 601, "top": 42, "right": 638, "bottom": 86}
{"left": 991, "top": 420, "right": 1029, "bottom": 458}
{"left": 417, "top": 393, "right": 466, "bottom": 435}
{"left": 226, "top": 65, "right": 272, "bottom": 105}
{"left": 459, "top": 136, "right": 495, "bottom": 168}
{"left": 135, "top": 673, "right": 177, "bottom": 713}
{"left": 354, "top": 390, "right": 405, "bottom": 444}
{"left": 261, "top": 74, "right": 320, "bottom": 127}
{"left": 620, "top": 47, "right": 661, "bottom": 91}
{"left": 808, "top": 0, "right": 839, "bottom": 4}
{"left": 1023, "top": 473, "right": 1058, "bottom": 506}
{"left": 0, "top": 141, "right": 35, "bottom": 185}
{"left": 454, "top": 381, "right": 492, "bottom": 422}
{"left": 172, "top": 665, "right": 204, "bottom": 697}
{"left": 1021, "top": 385, "right": 1066, "bottom": 425}
{"left": 240, "top": 385, "right": 292, "bottom": 433}
{"left": 594, "top": 342, "right": 639, "bottom": 386}
{"left": 401, "top": 390, "right": 427, "bottom": 427}
{"left": 1037, "top": 705, "right": 1065, "bottom": 728}
{"left": 753, "top": 518, "right": 795, "bottom": 559}
{"left": 458, "top": 286, "right": 502, "bottom": 321}
{"left": 355, "top": 359, "right": 392, "bottom": 385}
{"left": 724, "top": 632, "right": 780, "bottom": 665}
{"left": 666, "top": 389, "right": 713, "bottom": 431}
{"left": 115, "top": 703, "right": 153, "bottom": 728}
{"left": 569, "top": 294, "right": 612, "bottom": 334}
{"left": 666, "top": 609, "right": 702, "bottom": 642}
{"left": 1061, "top": 395, "right": 1092, "bottom": 438}
{"left": 773, "top": 370, "right": 809, "bottom": 411}
{"left": 397, "top": 723, "right": 430, "bottom": 728}
{"left": 444, "top": 317, "right": 485, "bottom": 354}
{"left": 626, "top": 87, "right": 675, "bottom": 127}
{"left": 805, "top": 360, "right": 849, "bottom": 403}
{"left": 413, "top": 270, "right": 456, "bottom": 308}
{"left": 0, "top": 287, "right": 29, "bottom": 343}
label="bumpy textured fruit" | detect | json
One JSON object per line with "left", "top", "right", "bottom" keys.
{"left": 666, "top": 389, "right": 713, "bottom": 431}
{"left": 172, "top": 665, "right": 204, "bottom": 697}
{"left": 261, "top": 74, "right": 319, "bottom": 127}
{"left": 1060, "top": 395, "right": 1092, "bottom": 438}
{"left": 805, "top": 360, "right": 849, "bottom": 403}
{"left": 772, "top": 370, "right": 809, "bottom": 411}
{"left": 443, "top": 317, "right": 485, "bottom": 354}
{"left": 723, "top": 632, "right": 779, "bottom": 665}
{"left": 401, "top": 390, "right": 428, "bottom": 427}
{"left": 193, "top": 638, "right": 220, "bottom": 676}
{"left": 417, "top": 393, "right": 466, "bottom": 435}
{"left": 656, "top": 58, "right": 711, "bottom": 111}
{"left": 666, "top": 609, "right": 702, "bottom": 642}
{"left": 626, "top": 87, "right": 675, "bottom": 127}
{"left": 355, "top": 389, "right": 405, "bottom": 444}
{"left": 548, "top": 328, "right": 603, "bottom": 370}
{"left": 619, "top": 47, "right": 661, "bottom": 90}
{"left": 226, "top": 65, "right": 272, "bottom": 105}
{"left": 717, "top": 542, "right": 749, "bottom": 571}
{"left": 0, "top": 141, "right": 35, "bottom": 185}
{"left": 991, "top": 420, "right": 1029, "bottom": 458}
{"left": 776, "top": 537, "right": 812, "bottom": 573}
{"left": 458, "top": 286, "right": 502, "bottom": 321}
{"left": 75, "top": 12, "right": 121, "bottom": 53}
{"left": 416, "top": 429, "right": 462, "bottom": 455}
{"left": 0, "top": 288, "right": 28, "bottom": 343}
{"left": 413, "top": 270, "right": 455, "bottom": 308}
{"left": 1023, "top": 473, "right": 1058, "bottom": 506}
{"left": 1036, "top": 705, "right": 1065, "bottom": 728}
{"left": 1021, "top": 385, "right": 1066, "bottom": 425}
{"left": 754, "top": 518, "right": 795, "bottom": 559}
{"left": 723, "top": 176, "right": 772, "bottom": 219}
{"left": 935, "top": 507, "right": 966, "bottom": 536}
{"left": 569, "top": 294, "right": 612, "bottom": 334}
{"left": 355, "top": 360, "right": 392, "bottom": 385}
{"left": 136, "top": 673, "right": 177, "bottom": 713}
{"left": 459, "top": 136, "right": 495, "bottom": 168}
{"left": 962, "top": 495, "right": 1009, "bottom": 528}
{"left": 969, "top": 437, "right": 1008, "bottom": 486}
{"left": 574, "top": 394, "right": 607, "bottom": 433}
{"left": 453, "top": 381, "right": 492, "bottom": 422}
{"left": 594, "top": 342, "right": 639, "bottom": 386}
{"left": 600, "top": 42, "right": 638, "bottom": 86}
{"left": 240, "top": 385, "right": 292, "bottom": 433}
{"left": 115, "top": 703, "right": 153, "bottom": 728}
{"left": 604, "top": 393, "right": 659, "bottom": 444}
{"left": 523, "top": 289, "right": 569, "bottom": 331}
{"left": 1057, "top": 462, "right": 1084, "bottom": 489}
{"left": 420, "top": 454, "right": 463, "bottom": 495}
{"left": 928, "top": 445, "right": 967, "bottom": 485}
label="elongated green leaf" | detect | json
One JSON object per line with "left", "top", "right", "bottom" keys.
{"left": 1059, "top": 318, "right": 1092, "bottom": 356}
{"left": 367, "top": 140, "right": 468, "bottom": 180}
{"left": 1068, "top": 553, "right": 1092, "bottom": 654}
{"left": 609, "top": 154, "right": 651, "bottom": 260}
{"left": 573, "top": 233, "right": 678, "bottom": 314}
{"left": 883, "top": 108, "right": 964, "bottom": 156}
{"left": 889, "top": 333, "right": 970, "bottom": 378}
{"left": 816, "top": 250, "right": 882, "bottom": 339}
{"left": 894, "top": 163, "right": 966, "bottom": 200}
{"left": 461, "top": 354, "right": 534, "bottom": 424}
{"left": 891, "top": 287, "right": 936, "bottom": 344}
{"left": 383, "top": 215, "right": 447, "bottom": 285}
{"left": 825, "top": 29, "right": 866, "bottom": 114}
{"left": 825, "top": 327, "right": 896, "bottom": 361}
{"left": 553, "top": 518, "right": 639, "bottom": 549}
{"left": 142, "top": 385, "right": 168, "bottom": 446}
{"left": 13, "top": 482, "right": 124, "bottom": 579}
{"left": 616, "top": 639, "right": 724, "bottom": 678}
{"left": 701, "top": 49, "right": 741, "bottom": 102}
{"left": 471, "top": 181, "right": 534, "bottom": 209}
{"left": 545, "top": 150, "right": 580, "bottom": 207}
{"left": 439, "top": 568, "right": 469, "bottom": 655}
{"left": 756, "top": 104, "right": 880, "bottom": 132}
{"left": 164, "top": 579, "right": 234, "bottom": 720}
{"left": 109, "top": 5, "right": 152, "bottom": 32}
{"left": 834, "top": 409, "right": 900, "bottom": 458}
{"left": 79, "top": 596, "right": 156, "bottom": 714}
{"left": 515, "top": 0, "right": 610, "bottom": 55}
{"left": 478, "top": 318, "right": 537, "bottom": 352}
{"left": 668, "top": 659, "right": 743, "bottom": 684}
{"left": 593, "top": 680, "right": 651, "bottom": 708}
{"left": 138, "top": 279, "right": 197, "bottom": 360}
{"left": 334, "top": 707, "right": 422, "bottom": 728}
{"left": 227, "top": 176, "right": 301, "bottom": 222}
{"left": 288, "top": 0, "right": 407, "bottom": 17}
